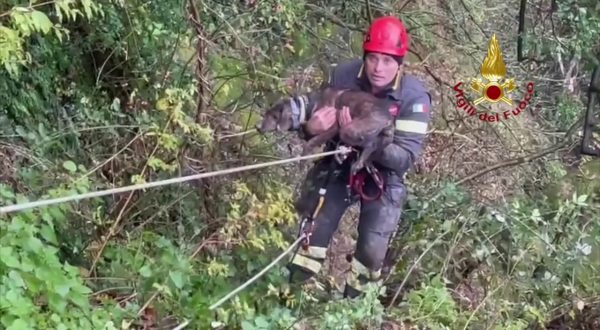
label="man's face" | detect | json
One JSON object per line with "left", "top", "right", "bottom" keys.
{"left": 364, "top": 52, "right": 400, "bottom": 89}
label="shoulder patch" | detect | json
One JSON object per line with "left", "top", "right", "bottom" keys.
{"left": 412, "top": 103, "right": 429, "bottom": 113}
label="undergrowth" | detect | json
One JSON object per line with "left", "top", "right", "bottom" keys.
{"left": 1, "top": 0, "right": 599, "bottom": 329}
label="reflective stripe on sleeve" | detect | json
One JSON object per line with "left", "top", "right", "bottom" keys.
{"left": 395, "top": 120, "right": 428, "bottom": 134}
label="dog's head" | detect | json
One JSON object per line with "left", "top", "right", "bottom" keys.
{"left": 256, "top": 99, "right": 294, "bottom": 133}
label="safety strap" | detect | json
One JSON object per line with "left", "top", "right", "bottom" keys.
{"left": 302, "top": 157, "right": 340, "bottom": 247}
{"left": 348, "top": 165, "right": 385, "bottom": 201}
{"left": 287, "top": 154, "right": 343, "bottom": 278}
{"left": 289, "top": 145, "right": 387, "bottom": 255}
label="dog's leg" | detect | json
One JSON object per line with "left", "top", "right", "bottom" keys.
{"left": 350, "top": 123, "right": 394, "bottom": 174}
{"left": 379, "top": 125, "right": 395, "bottom": 148}
{"left": 351, "top": 140, "right": 379, "bottom": 174}
{"left": 301, "top": 126, "right": 339, "bottom": 155}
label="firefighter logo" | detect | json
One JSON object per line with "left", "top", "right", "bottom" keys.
{"left": 470, "top": 34, "right": 516, "bottom": 106}
{"left": 453, "top": 33, "right": 535, "bottom": 123}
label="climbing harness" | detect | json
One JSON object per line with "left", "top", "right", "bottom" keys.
{"left": 348, "top": 165, "right": 386, "bottom": 202}
{"left": 289, "top": 145, "right": 387, "bottom": 265}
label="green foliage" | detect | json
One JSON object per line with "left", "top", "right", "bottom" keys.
{"left": 388, "top": 177, "right": 600, "bottom": 329}
{"left": 317, "top": 284, "right": 386, "bottom": 329}
{"left": 1, "top": 0, "right": 599, "bottom": 329}
{"left": 548, "top": 94, "right": 584, "bottom": 131}
{"left": 553, "top": 0, "right": 600, "bottom": 67}
{"left": 240, "top": 307, "right": 298, "bottom": 329}
{"left": 0, "top": 0, "right": 101, "bottom": 76}
{"left": 0, "top": 183, "right": 124, "bottom": 329}
{"left": 403, "top": 275, "right": 462, "bottom": 329}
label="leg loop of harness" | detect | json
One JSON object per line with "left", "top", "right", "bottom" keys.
{"left": 334, "top": 143, "right": 385, "bottom": 202}
{"left": 349, "top": 165, "right": 385, "bottom": 201}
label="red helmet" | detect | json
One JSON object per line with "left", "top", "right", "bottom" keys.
{"left": 363, "top": 16, "right": 409, "bottom": 57}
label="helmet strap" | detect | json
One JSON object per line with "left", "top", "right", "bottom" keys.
{"left": 392, "top": 70, "right": 401, "bottom": 90}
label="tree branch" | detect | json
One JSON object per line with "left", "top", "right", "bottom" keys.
{"left": 187, "top": 0, "right": 209, "bottom": 122}
{"left": 304, "top": 3, "right": 364, "bottom": 33}
{"left": 365, "top": 0, "right": 373, "bottom": 23}
{"left": 455, "top": 115, "right": 584, "bottom": 185}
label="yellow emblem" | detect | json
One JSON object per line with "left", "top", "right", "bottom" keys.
{"left": 470, "top": 33, "right": 516, "bottom": 106}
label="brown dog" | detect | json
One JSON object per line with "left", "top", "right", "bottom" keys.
{"left": 257, "top": 87, "right": 395, "bottom": 173}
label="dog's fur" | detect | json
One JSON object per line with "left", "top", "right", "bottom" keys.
{"left": 257, "top": 87, "right": 395, "bottom": 173}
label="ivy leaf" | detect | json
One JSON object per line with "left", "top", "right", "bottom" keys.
{"left": 54, "top": 280, "right": 72, "bottom": 297}
{"left": 40, "top": 224, "right": 58, "bottom": 245}
{"left": 0, "top": 246, "right": 20, "bottom": 268}
{"left": 0, "top": 185, "right": 15, "bottom": 199}
{"left": 139, "top": 265, "right": 152, "bottom": 278}
{"left": 25, "top": 236, "right": 43, "bottom": 252}
{"left": 48, "top": 207, "right": 65, "bottom": 222}
{"left": 169, "top": 270, "right": 184, "bottom": 289}
{"left": 7, "top": 319, "right": 30, "bottom": 330}
{"left": 8, "top": 270, "right": 26, "bottom": 288}
{"left": 254, "top": 316, "right": 270, "bottom": 328}
{"left": 62, "top": 161, "right": 77, "bottom": 173}
{"left": 241, "top": 321, "right": 257, "bottom": 330}
{"left": 70, "top": 286, "right": 92, "bottom": 308}
{"left": 48, "top": 292, "right": 68, "bottom": 314}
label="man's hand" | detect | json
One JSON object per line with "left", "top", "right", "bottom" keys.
{"left": 338, "top": 106, "right": 351, "bottom": 127}
{"left": 305, "top": 106, "right": 337, "bottom": 135}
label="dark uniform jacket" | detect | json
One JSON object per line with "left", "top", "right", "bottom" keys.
{"left": 294, "top": 58, "right": 432, "bottom": 181}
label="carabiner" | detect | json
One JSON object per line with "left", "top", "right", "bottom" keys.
{"left": 367, "top": 165, "right": 385, "bottom": 191}
{"left": 300, "top": 219, "right": 315, "bottom": 249}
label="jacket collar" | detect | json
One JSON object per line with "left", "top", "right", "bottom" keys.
{"left": 356, "top": 62, "right": 403, "bottom": 101}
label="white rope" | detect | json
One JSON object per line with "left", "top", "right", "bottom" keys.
{"left": 169, "top": 234, "right": 306, "bottom": 328}
{"left": 0, "top": 147, "right": 353, "bottom": 215}
{"left": 170, "top": 320, "right": 189, "bottom": 330}
{"left": 208, "top": 234, "right": 307, "bottom": 311}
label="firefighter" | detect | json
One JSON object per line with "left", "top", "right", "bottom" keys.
{"left": 281, "top": 16, "right": 432, "bottom": 298}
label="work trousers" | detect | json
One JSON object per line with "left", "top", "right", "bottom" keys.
{"left": 288, "top": 156, "right": 408, "bottom": 297}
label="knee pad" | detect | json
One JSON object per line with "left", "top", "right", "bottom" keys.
{"left": 287, "top": 263, "right": 315, "bottom": 284}
{"left": 289, "top": 246, "right": 326, "bottom": 273}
